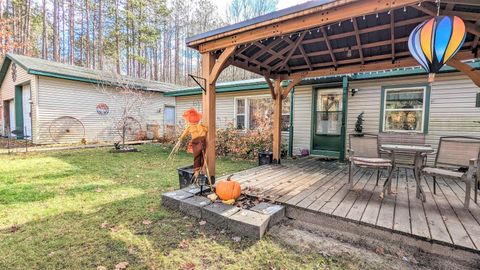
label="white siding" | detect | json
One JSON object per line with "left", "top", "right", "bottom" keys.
{"left": 0, "top": 62, "right": 37, "bottom": 138}
{"left": 174, "top": 73, "right": 480, "bottom": 160}
{"left": 347, "top": 73, "right": 480, "bottom": 160}
{"left": 36, "top": 76, "right": 175, "bottom": 144}
{"left": 174, "top": 89, "right": 290, "bottom": 143}
{"left": 292, "top": 85, "right": 312, "bottom": 155}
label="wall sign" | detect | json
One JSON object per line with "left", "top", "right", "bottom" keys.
{"left": 11, "top": 63, "right": 16, "bottom": 82}
{"left": 96, "top": 103, "right": 109, "bottom": 115}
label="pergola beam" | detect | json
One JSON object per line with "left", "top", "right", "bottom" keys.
{"left": 321, "top": 27, "right": 337, "bottom": 68}
{"left": 390, "top": 11, "right": 396, "bottom": 62}
{"left": 195, "top": 0, "right": 422, "bottom": 53}
{"left": 352, "top": 18, "right": 364, "bottom": 65}
{"left": 414, "top": 3, "right": 480, "bottom": 36}
{"left": 264, "top": 74, "right": 276, "bottom": 99}
{"left": 210, "top": 46, "right": 236, "bottom": 83}
{"left": 273, "top": 31, "right": 307, "bottom": 71}
{"left": 298, "top": 43, "right": 312, "bottom": 70}
{"left": 283, "top": 50, "right": 475, "bottom": 80}
{"left": 447, "top": 58, "right": 480, "bottom": 87}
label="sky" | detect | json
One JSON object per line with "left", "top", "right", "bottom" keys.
{"left": 210, "top": 0, "right": 311, "bottom": 17}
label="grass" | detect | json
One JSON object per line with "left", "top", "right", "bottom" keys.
{"left": 0, "top": 144, "right": 344, "bottom": 270}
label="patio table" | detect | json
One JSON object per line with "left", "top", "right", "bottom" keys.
{"left": 380, "top": 144, "right": 435, "bottom": 202}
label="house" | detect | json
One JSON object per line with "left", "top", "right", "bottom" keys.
{"left": 166, "top": 64, "right": 480, "bottom": 159}
{"left": 0, "top": 54, "right": 179, "bottom": 144}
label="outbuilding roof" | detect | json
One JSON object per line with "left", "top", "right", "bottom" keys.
{"left": 0, "top": 54, "right": 181, "bottom": 93}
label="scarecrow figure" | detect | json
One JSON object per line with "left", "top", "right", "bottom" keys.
{"left": 169, "top": 108, "right": 211, "bottom": 187}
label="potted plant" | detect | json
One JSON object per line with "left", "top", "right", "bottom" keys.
{"left": 354, "top": 112, "right": 365, "bottom": 136}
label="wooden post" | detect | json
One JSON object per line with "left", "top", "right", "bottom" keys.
{"left": 272, "top": 79, "right": 282, "bottom": 163}
{"left": 200, "top": 46, "right": 235, "bottom": 179}
{"left": 202, "top": 52, "right": 216, "bottom": 178}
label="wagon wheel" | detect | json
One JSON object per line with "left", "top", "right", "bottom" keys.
{"left": 119, "top": 117, "right": 142, "bottom": 141}
{"left": 49, "top": 116, "right": 85, "bottom": 143}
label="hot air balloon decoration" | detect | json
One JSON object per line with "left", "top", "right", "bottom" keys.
{"left": 408, "top": 15, "right": 466, "bottom": 83}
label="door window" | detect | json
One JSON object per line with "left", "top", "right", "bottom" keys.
{"left": 316, "top": 91, "right": 342, "bottom": 135}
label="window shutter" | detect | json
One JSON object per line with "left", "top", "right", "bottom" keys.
{"left": 476, "top": 93, "right": 480, "bottom": 108}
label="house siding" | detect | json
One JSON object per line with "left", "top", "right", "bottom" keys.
{"left": 291, "top": 85, "right": 312, "bottom": 155}
{"left": 174, "top": 89, "right": 290, "bottom": 143}
{"left": 347, "top": 73, "right": 480, "bottom": 160}
{"left": 174, "top": 73, "right": 480, "bottom": 161}
{"left": 0, "top": 62, "right": 37, "bottom": 139}
{"left": 36, "top": 76, "right": 175, "bottom": 144}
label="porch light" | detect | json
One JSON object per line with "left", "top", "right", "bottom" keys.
{"left": 351, "top": 88, "right": 359, "bottom": 96}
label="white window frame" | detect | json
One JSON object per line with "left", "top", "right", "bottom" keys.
{"left": 382, "top": 86, "right": 427, "bottom": 133}
{"left": 234, "top": 94, "right": 290, "bottom": 131}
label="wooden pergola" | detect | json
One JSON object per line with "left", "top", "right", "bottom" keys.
{"left": 186, "top": 0, "right": 480, "bottom": 179}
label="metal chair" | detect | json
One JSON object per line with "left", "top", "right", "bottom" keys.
{"left": 421, "top": 136, "right": 480, "bottom": 209}
{"left": 348, "top": 133, "right": 395, "bottom": 194}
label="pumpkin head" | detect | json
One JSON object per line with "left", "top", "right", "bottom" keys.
{"left": 215, "top": 178, "right": 241, "bottom": 201}
{"left": 182, "top": 108, "right": 202, "bottom": 124}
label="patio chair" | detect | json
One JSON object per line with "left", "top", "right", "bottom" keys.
{"left": 421, "top": 136, "right": 480, "bottom": 209}
{"left": 348, "top": 134, "right": 395, "bottom": 193}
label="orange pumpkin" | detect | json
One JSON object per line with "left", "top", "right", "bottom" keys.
{"left": 215, "top": 178, "right": 241, "bottom": 201}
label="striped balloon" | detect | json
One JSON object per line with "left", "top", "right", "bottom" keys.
{"left": 408, "top": 16, "right": 466, "bottom": 74}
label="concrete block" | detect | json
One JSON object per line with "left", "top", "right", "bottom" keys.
{"left": 161, "top": 190, "right": 193, "bottom": 210}
{"left": 201, "top": 202, "right": 240, "bottom": 226}
{"left": 180, "top": 185, "right": 211, "bottom": 195}
{"left": 250, "top": 202, "right": 285, "bottom": 228}
{"left": 228, "top": 209, "right": 271, "bottom": 239}
{"left": 179, "top": 196, "right": 212, "bottom": 218}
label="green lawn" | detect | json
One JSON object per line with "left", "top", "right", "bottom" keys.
{"left": 0, "top": 144, "right": 341, "bottom": 269}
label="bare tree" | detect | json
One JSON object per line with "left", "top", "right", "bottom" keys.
{"left": 95, "top": 72, "right": 152, "bottom": 148}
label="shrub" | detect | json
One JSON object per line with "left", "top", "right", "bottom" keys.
{"left": 216, "top": 124, "right": 273, "bottom": 160}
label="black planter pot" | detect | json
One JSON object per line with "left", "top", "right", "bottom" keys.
{"left": 258, "top": 151, "right": 273, "bottom": 166}
{"left": 177, "top": 165, "right": 194, "bottom": 188}
{"left": 177, "top": 165, "right": 215, "bottom": 189}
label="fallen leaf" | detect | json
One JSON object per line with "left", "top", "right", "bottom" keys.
{"left": 375, "top": 246, "right": 384, "bottom": 255}
{"left": 10, "top": 224, "right": 20, "bottom": 233}
{"left": 199, "top": 220, "right": 206, "bottom": 226}
{"left": 100, "top": 222, "right": 109, "bottom": 228}
{"left": 110, "top": 226, "right": 119, "bottom": 233}
{"left": 97, "top": 266, "right": 107, "bottom": 270}
{"left": 179, "top": 239, "right": 189, "bottom": 249}
{"left": 96, "top": 188, "right": 103, "bottom": 193}
{"left": 142, "top": 220, "right": 152, "bottom": 225}
{"left": 115, "top": 261, "right": 129, "bottom": 270}
{"left": 181, "top": 262, "right": 196, "bottom": 270}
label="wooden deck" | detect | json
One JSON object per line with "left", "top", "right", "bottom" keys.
{"left": 220, "top": 157, "right": 480, "bottom": 253}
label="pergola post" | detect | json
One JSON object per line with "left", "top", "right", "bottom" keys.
{"left": 202, "top": 52, "right": 217, "bottom": 178}
{"left": 271, "top": 76, "right": 304, "bottom": 163}
{"left": 201, "top": 46, "right": 236, "bottom": 179}
{"left": 272, "top": 79, "right": 283, "bottom": 163}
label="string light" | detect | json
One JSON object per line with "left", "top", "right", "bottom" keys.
{"left": 363, "top": 15, "right": 366, "bottom": 20}
{"left": 388, "top": 10, "right": 391, "bottom": 15}
{"left": 376, "top": 13, "right": 379, "bottom": 18}
{"left": 403, "top": 6, "right": 407, "bottom": 12}
{"left": 317, "top": 28, "right": 320, "bottom": 33}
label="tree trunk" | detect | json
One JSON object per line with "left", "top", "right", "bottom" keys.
{"left": 68, "top": 0, "right": 74, "bottom": 64}
{"left": 53, "top": 0, "right": 59, "bottom": 61}
{"left": 42, "top": 0, "right": 48, "bottom": 59}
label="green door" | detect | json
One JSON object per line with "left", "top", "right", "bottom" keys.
{"left": 311, "top": 88, "right": 343, "bottom": 157}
